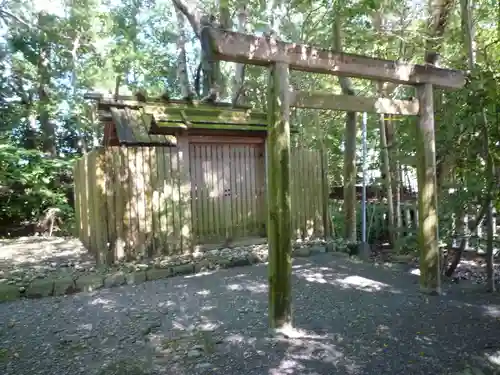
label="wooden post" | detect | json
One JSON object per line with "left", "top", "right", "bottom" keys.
{"left": 267, "top": 62, "right": 292, "bottom": 329}
{"left": 416, "top": 83, "right": 441, "bottom": 294}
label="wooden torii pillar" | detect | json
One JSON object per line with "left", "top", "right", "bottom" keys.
{"left": 206, "top": 28, "right": 466, "bottom": 328}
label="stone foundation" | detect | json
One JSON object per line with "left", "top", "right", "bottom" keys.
{"left": 0, "top": 238, "right": 338, "bottom": 302}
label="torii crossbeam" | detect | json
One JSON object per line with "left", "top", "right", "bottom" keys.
{"left": 206, "top": 27, "right": 466, "bottom": 329}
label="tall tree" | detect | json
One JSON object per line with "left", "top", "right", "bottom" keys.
{"left": 332, "top": 10, "right": 357, "bottom": 243}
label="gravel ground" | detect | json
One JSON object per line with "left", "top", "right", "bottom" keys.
{"left": 1, "top": 253, "right": 500, "bottom": 375}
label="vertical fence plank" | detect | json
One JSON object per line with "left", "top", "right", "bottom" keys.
{"left": 156, "top": 147, "right": 166, "bottom": 253}
{"left": 150, "top": 147, "right": 160, "bottom": 256}
{"left": 81, "top": 156, "right": 89, "bottom": 249}
{"left": 243, "top": 145, "right": 251, "bottom": 237}
{"left": 177, "top": 137, "right": 192, "bottom": 252}
{"left": 96, "top": 150, "right": 109, "bottom": 263}
{"left": 249, "top": 146, "right": 257, "bottom": 236}
{"left": 189, "top": 145, "right": 198, "bottom": 242}
{"left": 217, "top": 145, "right": 226, "bottom": 240}
{"left": 321, "top": 147, "right": 330, "bottom": 238}
{"left": 114, "top": 147, "right": 126, "bottom": 260}
{"left": 215, "top": 145, "right": 224, "bottom": 241}
{"left": 144, "top": 146, "right": 154, "bottom": 257}
{"left": 73, "top": 160, "right": 81, "bottom": 241}
{"left": 105, "top": 148, "right": 116, "bottom": 264}
{"left": 234, "top": 146, "right": 242, "bottom": 238}
{"left": 86, "top": 152, "right": 97, "bottom": 256}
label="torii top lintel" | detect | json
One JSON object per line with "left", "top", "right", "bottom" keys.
{"left": 207, "top": 28, "right": 466, "bottom": 90}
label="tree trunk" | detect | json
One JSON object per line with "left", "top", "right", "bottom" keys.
{"left": 175, "top": 8, "right": 193, "bottom": 99}
{"left": 378, "top": 113, "right": 395, "bottom": 246}
{"left": 391, "top": 118, "right": 402, "bottom": 246}
{"left": 418, "top": 0, "right": 456, "bottom": 285}
{"left": 446, "top": 0, "right": 478, "bottom": 271}
{"left": 172, "top": 0, "right": 220, "bottom": 99}
{"left": 37, "top": 21, "right": 55, "bottom": 157}
{"left": 424, "top": 0, "right": 455, "bottom": 65}
{"left": 231, "top": 6, "right": 248, "bottom": 105}
{"left": 38, "top": 68, "right": 55, "bottom": 155}
{"left": 482, "top": 109, "right": 496, "bottom": 291}
{"left": 333, "top": 12, "right": 357, "bottom": 242}
{"left": 445, "top": 202, "right": 487, "bottom": 277}
{"left": 460, "top": 0, "right": 475, "bottom": 71}
{"left": 485, "top": 196, "right": 495, "bottom": 292}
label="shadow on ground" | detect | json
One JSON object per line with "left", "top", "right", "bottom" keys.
{"left": 2, "top": 254, "right": 500, "bottom": 375}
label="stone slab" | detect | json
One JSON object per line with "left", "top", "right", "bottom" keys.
{"left": 229, "top": 257, "right": 251, "bottom": 268}
{"left": 26, "top": 279, "right": 54, "bottom": 299}
{"left": 75, "top": 274, "right": 104, "bottom": 292}
{"left": 53, "top": 277, "right": 78, "bottom": 296}
{"left": 146, "top": 268, "right": 172, "bottom": 281}
{"left": 104, "top": 271, "right": 126, "bottom": 288}
{"left": 125, "top": 271, "right": 147, "bottom": 285}
{"left": 0, "top": 284, "right": 20, "bottom": 302}
{"left": 171, "top": 264, "right": 194, "bottom": 276}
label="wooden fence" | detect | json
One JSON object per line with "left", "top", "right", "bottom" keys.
{"left": 73, "top": 144, "right": 329, "bottom": 264}
{"left": 330, "top": 200, "right": 498, "bottom": 251}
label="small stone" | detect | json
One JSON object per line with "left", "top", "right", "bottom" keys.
{"left": 60, "top": 334, "right": 80, "bottom": 344}
{"left": 192, "top": 251, "right": 204, "bottom": 260}
{"left": 74, "top": 264, "right": 85, "bottom": 271}
{"left": 50, "top": 262, "right": 58, "bottom": 268}
{"left": 187, "top": 349, "right": 202, "bottom": 358}
{"left": 195, "top": 362, "right": 212, "bottom": 370}
{"left": 208, "top": 249, "right": 220, "bottom": 257}
{"left": 135, "top": 264, "right": 150, "bottom": 271}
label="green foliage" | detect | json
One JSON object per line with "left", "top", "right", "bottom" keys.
{"left": 0, "top": 143, "right": 74, "bottom": 230}
{"left": 0, "top": 0, "right": 498, "bottom": 243}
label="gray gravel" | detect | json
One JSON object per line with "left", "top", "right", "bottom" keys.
{"left": 1, "top": 253, "right": 500, "bottom": 375}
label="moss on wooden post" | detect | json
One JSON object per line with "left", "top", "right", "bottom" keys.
{"left": 416, "top": 83, "right": 441, "bottom": 295}
{"left": 267, "top": 62, "right": 292, "bottom": 329}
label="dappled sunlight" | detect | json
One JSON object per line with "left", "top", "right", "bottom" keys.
{"left": 484, "top": 351, "right": 500, "bottom": 367}
{"left": 480, "top": 304, "right": 500, "bottom": 318}
{"left": 226, "top": 280, "right": 268, "bottom": 293}
{"left": 334, "top": 275, "right": 401, "bottom": 293}
{"left": 225, "top": 333, "right": 258, "bottom": 346}
{"left": 270, "top": 328, "right": 360, "bottom": 374}
{"left": 294, "top": 266, "right": 402, "bottom": 293}
{"left": 195, "top": 289, "right": 211, "bottom": 296}
{"left": 88, "top": 296, "right": 117, "bottom": 310}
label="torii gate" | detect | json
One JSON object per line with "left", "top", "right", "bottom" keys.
{"left": 205, "top": 28, "right": 466, "bottom": 329}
